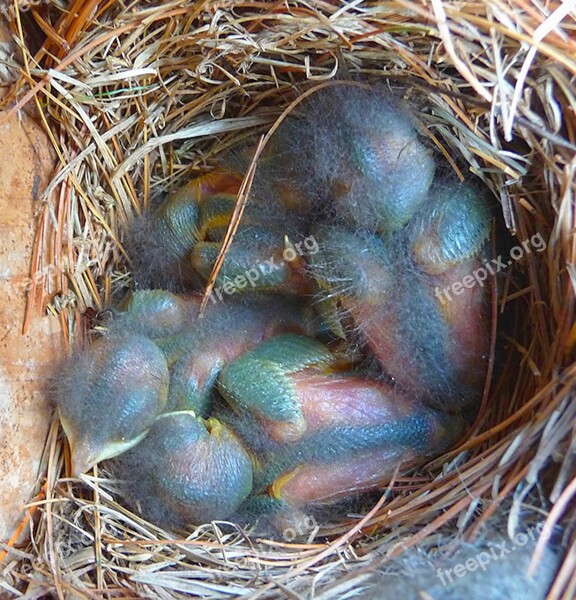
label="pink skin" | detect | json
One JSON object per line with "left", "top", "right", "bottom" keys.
{"left": 263, "top": 371, "right": 419, "bottom": 443}
{"left": 263, "top": 374, "right": 449, "bottom": 504}
{"left": 344, "top": 257, "right": 488, "bottom": 405}
{"left": 274, "top": 447, "right": 420, "bottom": 505}
{"left": 171, "top": 301, "right": 308, "bottom": 398}
{"left": 182, "top": 342, "right": 263, "bottom": 393}
{"left": 141, "top": 293, "right": 201, "bottom": 335}
{"left": 291, "top": 373, "right": 416, "bottom": 432}
{"left": 178, "top": 170, "right": 243, "bottom": 202}
{"left": 425, "top": 257, "right": 490, "bottom": 393}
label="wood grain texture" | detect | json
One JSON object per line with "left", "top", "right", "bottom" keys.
{"left": 0, "top": 48, "right": 60, "bottom": 540}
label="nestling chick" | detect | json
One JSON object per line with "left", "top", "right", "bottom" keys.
{"left": 128, "top": 171, "right": 243, "bottom": 289}
{"left": 407, "top": 180, "right": 492, "bottom": 405}
{"left": 115, "top": 291, "right": 312, "bottom": 416}
{"left": 160, "top": 296, "right": 312, "bottom": 414}
{"left": 250, "top": 84, "right": 436, "bottom": 233}
{"left": 113, "top": 289, "right": 199, "bottom": 338}
{"left": 309, "top": 180, "right": 490, "bottom": 411}
{"left": 112, "top": 411, "right": 253, "bottom": 526}
{"left": 56, "top": 333, "right": 169, "bottom": 475}
{"left": 218, "top": 333, "right": 465, "bottom": 512}
{"left": 130, "top": 165, "right": 308, "bottom": 295}
{"left": 56, "top": 83, "right": 494, "bottom": 534}
{"left": 218, "top": 333, "right": 338, "bottom": 443}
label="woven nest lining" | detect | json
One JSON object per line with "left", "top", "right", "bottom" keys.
{"left": 2, "top": 1, "right": 575, "bottom": 597}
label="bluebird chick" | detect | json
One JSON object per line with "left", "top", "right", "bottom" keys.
{"left": 56, "top": 333, "right": 169, "bottom": 475}
{"left": 112, "top": 411, "right": 253, "bottom": 526}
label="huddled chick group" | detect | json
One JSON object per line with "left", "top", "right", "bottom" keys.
{"left": 56, "top": 83, "right": 492, "bottom": 531}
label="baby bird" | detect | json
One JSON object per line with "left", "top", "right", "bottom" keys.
{"left": 113, "top": 288, "right": 199, "bottom": 338}
{"left": 56, "top": 333, "right": 169, "bottom": 476}
{"left": 129, "top": 167, "right": 311, "bottom": 295}
{"left": 409, "top": 181, "right": 491, "bottom": 274}
{"left": 217, "top": 333, "right": 464, "bottom": 513}
{"left": 251, "top": 84, "right": 436, "bottom": 233}
{"left": 57, "top": 289, "right": 313, "bottom": 481}
{"left": 217, "top": 333, "right": 338, "bottom": 443}
{"left": 407, "top": 181, "right": 492, "bottom": 410}
{"left": 128, "top": 171, "right": 243, "bottom": 290}
{"left": 128, "top": 84, "right": 436, "bottom": 296}
{"left": 159, "top": 297, "right": 312, "bottom": 416}
{"left": 115, "top": 290, "right": 312, "bottom": 416}
{"left": 56, "top": 83, "right": 494, "bottom": 534}
{"left": 112, "top": 411, "right": 253, "bottom": 526}
{"left": 308, "top": 180, "right": 491, "bottom": 411}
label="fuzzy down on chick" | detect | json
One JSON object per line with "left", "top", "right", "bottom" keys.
{"left": 56, "top": 83, "right": 492, "bottom": 532}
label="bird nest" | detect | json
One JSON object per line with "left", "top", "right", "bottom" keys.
{"left": 1, "top": 0, "right": 575, "bottom": 597}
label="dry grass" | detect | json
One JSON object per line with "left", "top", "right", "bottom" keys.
{"left": 0, "top": 0, "right": 575, "bottom": 598}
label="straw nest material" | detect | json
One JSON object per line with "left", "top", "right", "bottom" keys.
{"left": 1, "top": 1, "right": 575, "bottom": 597}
